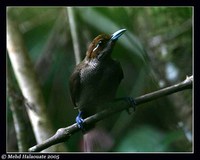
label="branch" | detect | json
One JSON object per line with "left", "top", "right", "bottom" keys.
{"left": 7, "top": 10, "right": 67, "bottom": 152}
{"left": 7, "top": 63, "right": 30, "bottom": 152}
{"left": 29, "top": 75, "right": 193, "bottom": 152}
{"left": 67, "top": 7, "right": 81, "bottom": 64}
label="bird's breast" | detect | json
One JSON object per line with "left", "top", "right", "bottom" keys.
{"left": 80, "top": 60, "right": 99, "bottom": 83}
{"left": 76, "top": 59, "right": 122, "bottom": 112}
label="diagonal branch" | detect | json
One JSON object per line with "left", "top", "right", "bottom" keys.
{"left": 7, "top": 62, "right": 31, "bottom": 152}
{"left": 29, "top": 75, "right": 193, "bottom": 152}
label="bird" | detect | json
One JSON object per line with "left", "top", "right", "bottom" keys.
{"left": 69, "top": 29, "right": 128, "bottom": 152}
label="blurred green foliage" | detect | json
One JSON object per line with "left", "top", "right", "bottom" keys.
{"left": 7, "top": 7, "right": 192, "bottom": 152}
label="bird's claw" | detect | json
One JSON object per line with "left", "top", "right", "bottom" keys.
{"left": 125, "top": 97, "right": 136, "bottom": 114}
{"left": 76, "top": 111, "right": 85, "bottom": 130}
{"left": 115, "top": 97, "right": 136, "bottom": 114}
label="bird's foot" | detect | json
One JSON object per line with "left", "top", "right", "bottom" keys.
{"left": 115, "top": 97, "right": 136, "bottom": 114}
{"left": 125, "top": 97, "right": 136, "bottom": 114}
{"left": 76, "top": 111, "right": 85, "bottom": 131}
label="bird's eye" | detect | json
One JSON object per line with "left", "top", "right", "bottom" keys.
{"left": 93, "top": 40, "right": 103, "bottom": 52}
{"left": 98, "top": 40, "right": 102, "bottom": 45}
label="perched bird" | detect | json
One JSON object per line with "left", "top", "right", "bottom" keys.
{"left": 69, "top": 29, "right": 127, "bottom": 151}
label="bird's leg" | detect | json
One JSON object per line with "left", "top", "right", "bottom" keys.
{"left": 76, "top": 111, "right": 85, "bottom": 130}
{"left": 115, "top": 97, "right": 136, "bottom": 114}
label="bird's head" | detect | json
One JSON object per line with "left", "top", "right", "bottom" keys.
{"left": 85, "top": 29, "right": 126, "bottom": 61}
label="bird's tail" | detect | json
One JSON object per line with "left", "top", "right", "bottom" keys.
{"left": 82, "top": 128, "right": 114, "bottom": 152}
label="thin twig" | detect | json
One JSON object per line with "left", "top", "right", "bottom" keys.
{"left": 67, "top": 7, "right": 81, "bottom": 64}
{"left": 29, "top": 75, "right": 193, "bottom": 152}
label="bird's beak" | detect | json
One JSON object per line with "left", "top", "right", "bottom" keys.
{"left": 111, "top": 29, "right": 126, "bottom": 41}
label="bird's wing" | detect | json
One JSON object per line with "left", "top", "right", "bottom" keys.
{"left": 116, "top": 61, "right": 124, "bottom": 82}
{"left": 69, "top": 68, "right": 81, "bottom": 109}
